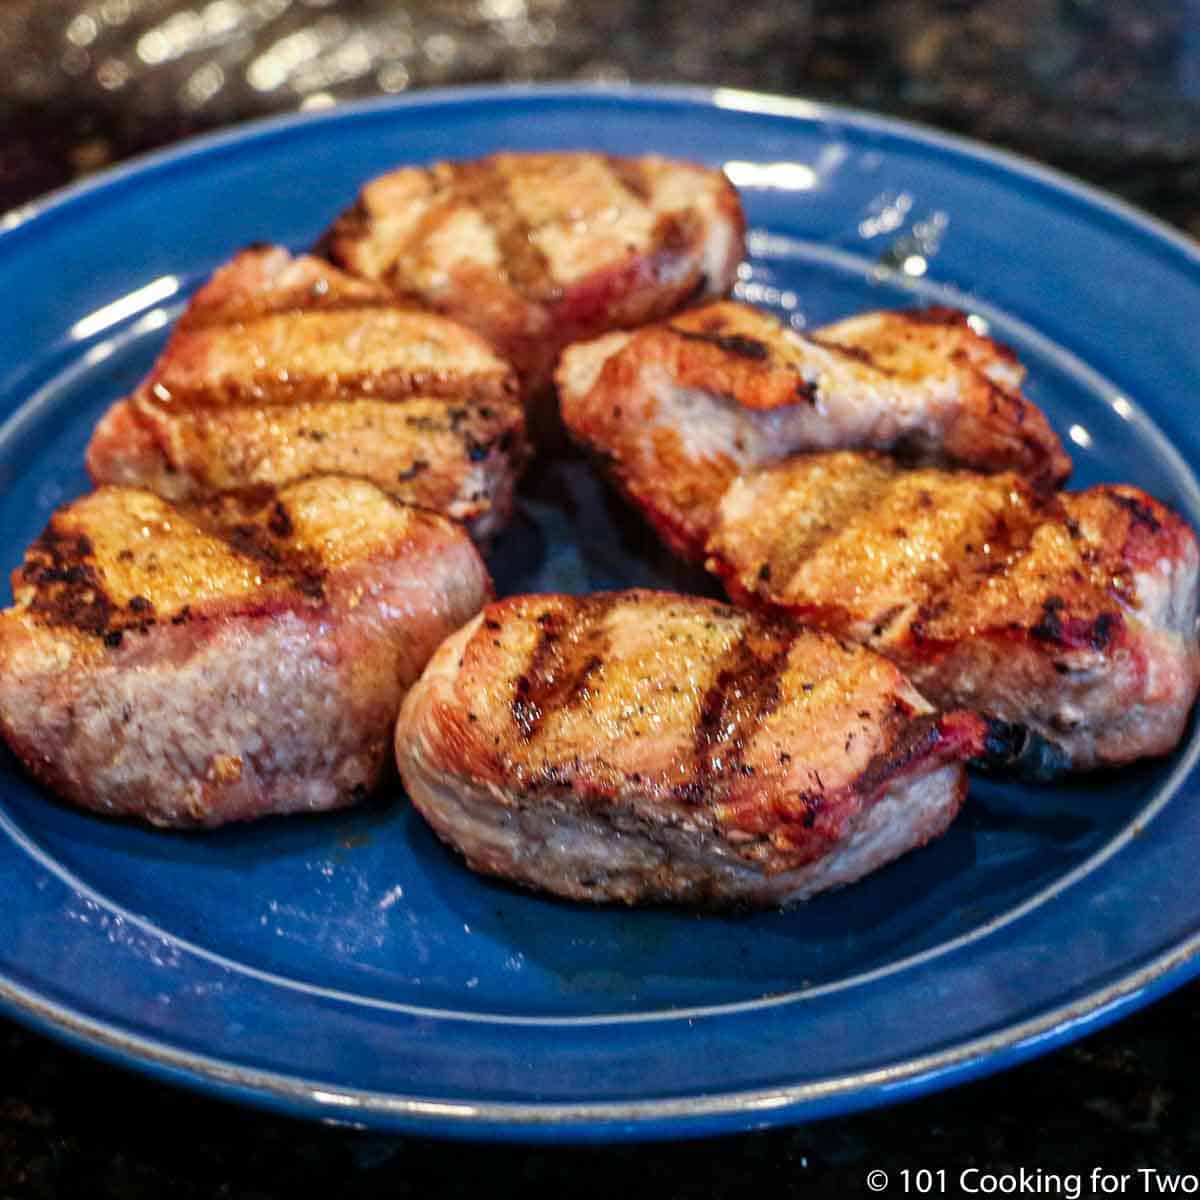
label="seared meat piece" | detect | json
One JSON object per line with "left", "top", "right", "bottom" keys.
{"left": 321, "top": 152, "right": 745, "bottom": 394}
{"left": 558, "top": 302, "right": 1070, "bottom": 561}
{"left": 395, "top": 590, "right": 989, "bottom": 907}
{"left": 0, "top": 477, "right": 490, "bottom": 827}
{"left": 86, "top": 246, "right": 527, "bottom": 543}
{"left": 708, "top": 452, "right": 1200, "bottom": 770}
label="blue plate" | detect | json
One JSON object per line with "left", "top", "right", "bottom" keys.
{"left": 1, "top": 84, "right": 1199, "bottom": 1143}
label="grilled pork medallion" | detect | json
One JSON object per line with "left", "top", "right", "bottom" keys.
{"left": 558, "top": 301, "right": 1071, "bottom": 561}
{"left": 0, "top": 478, "right": 490, "bottom": 827}
{"left": 395, "top": 591, "right": 990, "bottom": 907}
{"left": 708, "top": 452, "right": 1200, "bottom": 771}
{"left": 321, "top": 152, "right": 745, "bottom": 395}
{"left": 86, "top": 246, "right": 527, "bottom": 543}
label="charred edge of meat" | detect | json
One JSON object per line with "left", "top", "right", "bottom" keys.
{"left": 973, "top": 718, "right": 1073, "bottom": 782}
{"left": 906, "top": 305, "right": 1021, "bottom": 363}
{"left": 22, "top": 524, "right": 118, "bottom": 636}
{"left": 853, "top": 712, "right": 950, "bottom": 799}
{"left": 905, "top": 305, "right": 971, "bottom": 330}
{"left": 669, "top": 326, "right": 771, "bottom": 362}
{"left": 793, "top": 378, "right": 818, "bottom": 405}
{"left": 21, "top": 530, "right": 169, "bottom": 642}
{"left": 311, "top": 198, "right": 369, "bottom": 262}
{"left": 1109, "top": 491, "right": 1164, "bottom": 534}
{"left": 1029, "top": 596, "right": 1122, "bottom": 652}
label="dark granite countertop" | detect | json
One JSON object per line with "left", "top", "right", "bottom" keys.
{"left": 2, "top": 2, "right": 1200, "bottom": 1194}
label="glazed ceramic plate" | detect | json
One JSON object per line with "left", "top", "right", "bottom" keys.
{"left": 1, "top": 85, "right": 1199, "bottom": 1143}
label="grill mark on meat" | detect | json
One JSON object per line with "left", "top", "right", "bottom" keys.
{"left": 605, "top": 155, "right": 653, "bottom": 204}
{"left": 510, "top": 598, "right": 617, "bottom": 741}
{"left": 17, "top": 504, "right": 333, "bottom": 642}
{"left": 959, "top": 501, "right": 1042, "bottom": 579}
{"left": 650, "top": 210, "right": 703, "bottom": 273}
{"left": 605, "top": 157, "right": 711, "bottom": 294}
{"left": 451, "top": 160, "right": 558, "bottom": 303}
{"left": 378, "top": 183, "right": 467, "bottom": 299}
{"left": 143, "top": 368, "right": 516, "bottom": 412}
{"left": 184, "top": 485, "right": 336, "bottom": 604}
{"left": 726, "top": 459, "right": 1131, "bottom": 656}
{"left": 179, "top": 295, "right": 398, "bottom": 333}
{"left": 747, "top": 461, "right": 910, "bottom": 590}
{"left": 364, "top": 158, "right": 556, "bottom": 304}
{"left": 212, "top": 520, "right": 327, "bottom": 603}
{"left": 669, "top": 325, "right": 771, "bottom": 362}
{"left": 854, "top": 712, "right": 945, "bottom": 799}
{"left": 898, "top": 491, "right": 1048, "bottom": 642}
{"left": 510, "top": 610, "right": 567, "bottom": 740}
{"left": 669, "top": 320, "right": 824, "bottom": 406}
{"left": 680, "top": 626, "right": 793, "bottom": 805}
{"left": 806, "top": 334, "right": 896, "bottom": 374}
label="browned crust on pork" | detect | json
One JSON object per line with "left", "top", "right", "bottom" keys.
{"left": 558, "top": 302, "right": 1071, "bottom": 561}
{"left": 396, "top": 590, "right": 986, "bottom": 906}
{"left": 321, "top": 152, "right": 746, "bottom": 391}
{"left": 0, "top": 478, "right": 492, "bottom": 827}
{"left": 707, "top": 453, "right": 1200, "bottom": 768}
{"left": 85, "top": 246, "right": 528, "bottom": 542}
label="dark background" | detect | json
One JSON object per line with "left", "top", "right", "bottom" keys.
{"left": 2, "top": 1, "right": 1200, "bottom": 1194}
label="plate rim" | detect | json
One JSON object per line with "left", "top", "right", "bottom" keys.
{"left": 2, "top": 922, "right": 1198, "bottom": 1141}
{"left": 2, "top": 80, "right": 1199, "bottom": 1141}
{"left": 4, "top": 81, "right": 1198, "bottom": 274}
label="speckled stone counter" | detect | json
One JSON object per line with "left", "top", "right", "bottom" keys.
{"left": 2, "top": 2, "right": 1199, "bottom": 1194}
